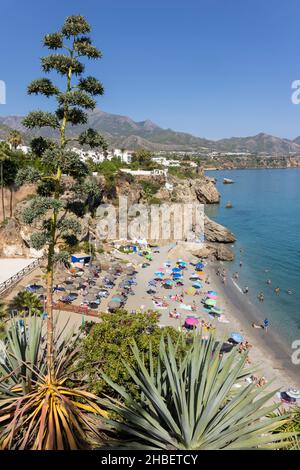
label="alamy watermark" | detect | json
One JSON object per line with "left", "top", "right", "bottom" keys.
{"left": 95, "top": 197, "right": 205, "bottom": 243}
{"left": 0, "top": 80, "right": 6, "bottom": 104}
{"left": 291, "top": 340, "right": 300, "bottom": 365}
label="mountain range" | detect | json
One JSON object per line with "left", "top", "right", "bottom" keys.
{"left": 1, "top": 109, "right": 300, "bottom": 155}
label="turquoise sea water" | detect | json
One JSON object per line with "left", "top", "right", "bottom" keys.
{"left": 205, "top": 168, "right": 300, "bottom": 346}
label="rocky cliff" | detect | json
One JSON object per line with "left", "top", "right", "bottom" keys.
{"left": 0, "top": 172, "right": 235, "bottom": 260}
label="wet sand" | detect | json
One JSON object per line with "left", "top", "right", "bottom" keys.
{"left": 126, "top": 244, "right": 300, "bottom": 392}
{"left": 207, "top": 261, "right": 300, "bottom": 390}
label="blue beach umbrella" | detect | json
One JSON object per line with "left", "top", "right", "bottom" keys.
{"left": 208, "top": 290, "right": 218, "bottom": 296}
{"left": 179, "top": 261, "right": 187, "bottom": 267}
{"left": 164, "top": 280, "right": 173, "bottom": 286}
{"left": 154, "top": 272, "right": 164, "bottom": 277}
{"left": 173, "top": 273, "right": 183, "bottom": 278}
{"left": 230, "top": 332, "right": 244, "bottom": 343}
{"left": 193, "top": 281, "right": 202, "bottom": 288}
{"left": 196, "top": 262, "right": 204, "bottom": 270}
{"left": 172, "top": 267, "right": 181, "bottom": 273}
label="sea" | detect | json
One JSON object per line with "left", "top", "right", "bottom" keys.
{"left": 205, "top": 168, "right": 300, "bottom": 347}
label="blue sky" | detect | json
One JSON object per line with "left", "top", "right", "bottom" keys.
{"left": 1, "top": 0, "right": 300, "bottom": 139}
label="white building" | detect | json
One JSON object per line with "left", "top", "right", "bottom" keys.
{"left": 113, "top": 148, "right": 132, "bottom": 164}
{"left": 120, "top": 168, "right": 168, "bottom": 177}
{"left": 151, "top": 157, "right": 181, "bottom": 167}
{"left": 71, "top": 147, "right": 133, "bottom": 164}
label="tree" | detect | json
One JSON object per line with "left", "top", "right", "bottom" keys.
{"left": 18, "top": 15, "right": 106, "bottom": 379}
{"left": 0, "top": 15, "right": 108, "bottom": 449}
{"left": 7, "top": 129, "right": 22, "bottom": 150}
{"left": 76, "top": 311, "right": 184, "bottom": 399}
{"left": 3, "top": 158, "right": 18, "bottom": 217}
{"left": 101, "top": 334, "right": 294, "bottom": 450}
{"left": 131, "top": 148, "right": 154, "bottom": 169}
{"left": 9, "top": 291, "right": 43, "bottom": 316}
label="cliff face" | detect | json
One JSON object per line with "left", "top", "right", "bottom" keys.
{"left": 0, "top": 172, "right": 235, "bottom": 260}
{"left": 114, "top": 174, "right": 220, "bottom": 205}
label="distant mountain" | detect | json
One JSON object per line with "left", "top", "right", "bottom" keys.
{"left": 1, "top": 110, "right": 300, "bottom": 155}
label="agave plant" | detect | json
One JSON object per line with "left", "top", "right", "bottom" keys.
{"left": 0, "top": 316, "right": 107, "bottom": 449}
{"left": 275, "top": 406, "right": 300, "bottom": 450}
{"left": 101, "top": 334, "right": 294, "bottom": 450}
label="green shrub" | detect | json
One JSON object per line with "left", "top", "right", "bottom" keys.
{"left": 76, "top": 311, "right": 185, "bottom": 399}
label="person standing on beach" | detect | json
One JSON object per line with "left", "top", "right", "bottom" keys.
{"left": 263, "top": 318, "right": 269, "bottom": 332}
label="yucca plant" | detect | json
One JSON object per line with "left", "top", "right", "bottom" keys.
{"left": 0, "top": 316, "right": 108, "bottom": 449}
{"left": 100, "top": 334, "right": 295, "bottom": 450}
{"left": 275, "top": 406, "right": 300, "bottom": 450}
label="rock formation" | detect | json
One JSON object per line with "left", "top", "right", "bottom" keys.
{"left": 204, "top": 216, "right": 236, "bottom": 243}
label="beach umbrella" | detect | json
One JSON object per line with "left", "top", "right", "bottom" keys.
{"left": 190, "top": 274, "right": 201, "bottom": 280}
{"left": 230, "top": 332, "right": 244, "bottom": 343}
{"left": 111, "top": 295, "right": 125, "bottom": 303}
{"left": 172, "top": 267, "right": 181, "bottom": 273}
{"left": 204, "top": 298, "right": 217, "bottom": 307}
{"left": 164, "top": 279, "right": 173, "bottom": 285}
{"left": 173, "top": 272, "right": 183, "bottom": 278}
{"left": 286, "top": 388, "right": 300, "bottom": 400}
{"left": 179, "top": 261, "right": 187, "bottom": 268}
{"left": 207, "top": 293, "right": 217, "bottom": 299}
{"left": 196, "top": 262, "right": 204, "bottom": 270}
{"left": 208, "top": 291, "right": 218, "bottom": 296}
{"left": 193, "top": 281, "right": 202, "bottom": 288}
{"left": 187, "top": 287, "right": 196, "bottom": 296}
{"left": 154, "top": 272, "right": 164, "bottom": 277}
{"left": 185, "top": 317, "right": 199, "bottom": 326}
{"left": 108, "top": 300, "right": 121, "bottom": 310}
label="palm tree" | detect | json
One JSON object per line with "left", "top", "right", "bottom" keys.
{"left": 101, "top": 334, "right": 294, "bottom": 450}
{"left": 0, "top": 316, "right": 107, "bottom": 449}
{"left": 7, "top": 129, "right": 22, "bottom": 151}
{"left": 9, "top": 291, "right": 43, "bottom": 317}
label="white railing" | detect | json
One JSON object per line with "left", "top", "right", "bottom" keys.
{"left": 0, "top": 259, "right": 40, "bottom": 296}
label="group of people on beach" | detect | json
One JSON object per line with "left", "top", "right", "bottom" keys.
{"left": 216, "top": 267, "right": 227, "bottom": 284}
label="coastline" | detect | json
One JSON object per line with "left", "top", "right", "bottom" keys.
{"left": 124, "top": 243, "right": 300, "bottom": 392}
{"left": 207, "top": 260, "right": 300, "bottom": 390}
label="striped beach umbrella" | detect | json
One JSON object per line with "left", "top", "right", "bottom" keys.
{"left": 204, "top": 298, "right": 217, "bottom": 307}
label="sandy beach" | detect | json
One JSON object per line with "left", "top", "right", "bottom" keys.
{"left": 2, "top": 242, "right": 299, "bottom": 395}
{"left": 125, "top": 244, "right": 300, "bottom": 392}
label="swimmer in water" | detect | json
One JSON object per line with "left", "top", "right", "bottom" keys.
{"left": 287, "top": 289, "right": 293, "bottom": 295}
{"left": 266, "top": 279, "right": 271, "bottom": 285}
{"left": 274, "top": 287, "right": 280, "bottom": 295}
{"left": 258, "top": 292, "right": 264, "bottom": 302}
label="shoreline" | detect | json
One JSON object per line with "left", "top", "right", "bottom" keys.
{"left": 207, "top": 260, "right": 300, "bottom": 389}
{"left": 124, "top": 243, "right": 300, "bottom": 391}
